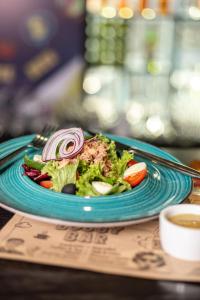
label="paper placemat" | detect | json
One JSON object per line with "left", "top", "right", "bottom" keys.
{"left": 0, "top": 198, "right": 200, "bottom": 283}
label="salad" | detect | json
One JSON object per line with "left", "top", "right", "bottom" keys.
{"left": 22, "top": 128, "right": 147, "bottom": 196}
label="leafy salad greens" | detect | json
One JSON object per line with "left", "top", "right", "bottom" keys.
{"left": 23, "top": 131, "right": 147, "bottom": 197}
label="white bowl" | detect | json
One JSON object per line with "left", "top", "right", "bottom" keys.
{"left": 159, "top": 204, "right": 200, "bottom": 261}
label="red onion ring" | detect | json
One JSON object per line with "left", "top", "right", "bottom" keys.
{"left": 42, "top": 128, "right": 84, "bottom": 162}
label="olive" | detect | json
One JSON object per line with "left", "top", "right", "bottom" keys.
{"left": 61, "top": 183, "right": 76, "bottom": 194}
{"left": 116, "top": 150, "right": 122, "bottom": 158}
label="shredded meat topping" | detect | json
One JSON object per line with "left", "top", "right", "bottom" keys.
{"left": 80, "top": 138, "right": 112, "bottom": 175}
{"left": 80, "top": 138, "right": 107, "bottom": 162}
{"left": 58, "top": 138, "right": 112, "bottom": 175}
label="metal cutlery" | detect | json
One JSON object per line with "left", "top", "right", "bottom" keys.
{"left": 0, "top": 125, "right": 56, "bottom": 168}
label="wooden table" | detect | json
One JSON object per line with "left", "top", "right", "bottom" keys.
{"left": 0, "top": 148, "right": 200, "bottom": 299}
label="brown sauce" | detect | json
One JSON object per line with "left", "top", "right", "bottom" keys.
{"left": 168, "top": 214, "right": 200, "bottom": 229}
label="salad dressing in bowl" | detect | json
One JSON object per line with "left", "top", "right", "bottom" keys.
{"left": 168, "top": 213, "right": 200, "bottom": 229}
{"left": 160, "top": 205, "right": 200, "bottom": 261}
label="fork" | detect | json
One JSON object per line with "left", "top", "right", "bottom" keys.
{"left": 86, "top": 130, "right": 200, "bottom": 179}
{"left": 0, "top": 125, "right": 56, "bottom": 168}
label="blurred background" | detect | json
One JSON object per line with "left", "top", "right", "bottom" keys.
{"left": 0, "top": 0, "right": 200, "bottom": 147}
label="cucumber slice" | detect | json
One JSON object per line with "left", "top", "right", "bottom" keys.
{"left": 92, "top": 181, "right": 113, "bottom": 195}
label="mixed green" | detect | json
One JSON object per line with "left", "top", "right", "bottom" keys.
{"left": 23, "top": 131, "right": 147, "bottom": 197}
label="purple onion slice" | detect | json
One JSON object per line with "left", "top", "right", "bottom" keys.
{"left": 42, "top": 128, "right": 84, "bottom": 162}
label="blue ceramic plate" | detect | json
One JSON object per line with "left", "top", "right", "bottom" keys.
{"left": 0, "top": 134, "right": 192, "bottom": 227}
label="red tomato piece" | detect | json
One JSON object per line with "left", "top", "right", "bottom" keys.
{"left": 124, "top": 169, "right": 147, "bottom": 187}
{"left": 127, "top": 159, "right": 137, "bottom": 167}
{"left": 124, "top": 162, "right": 147, "bottom": 187}
{"left": 39, "top": 180, "right": 53, "bottom": 189}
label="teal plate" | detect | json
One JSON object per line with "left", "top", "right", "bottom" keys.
{"left": 0, "top": 134, "right": 192, "bottom": 227}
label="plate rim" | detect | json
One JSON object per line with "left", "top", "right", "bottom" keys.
{"left": 0, "top": 202, "right": 162, "bottom": 227}
{"left": 0, "top": 134, "right": 193, "bottom": 227}
{"left": 0, "top": 188, "right": 192, "bottom": 228}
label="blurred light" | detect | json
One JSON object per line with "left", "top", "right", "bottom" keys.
{"left": 116, "top": 40, "right": 123, "bottom": 50}
{"left": 106, "top": 27, "right": 116, "bottom": 38}
{"left": 86, "top": 0, "right": 101, "bottom": 14}
{"left": 83, "top": 76, "right": 101, "bottom": 94}
{"left": 24, "top": 49, "right": 59, "bottom": 80}
{"left": 83, "top": 96, "right": 97, "bottom": 112}
{"left": 101, "top": 6, "right": 117, "bottom": 18}
{"left": 170, "top": 70, "right": 200, "bottom": 91}
{"left": 189, "top": 6, "right": 200, "bottom": 20}
{"left": 126, "top": 103, "right": 144, "bottom": 125}
{"left": 85, "top": 52, "right": 99, "bottom": 63}
{"left": 130, "top": 122, "right": 146, "bottom": 138}
{"left": 171, "top": 95, "right": 200, "bottom": 139}
{"left": 85, "top": 38, "right": 100, "bottom": 51}
{"left": 170, "top": 70, "right": 190, "bottom": 89}
{"left": 141, "top": 8, "right": 156, "bottom": 20}
{"left": 100, "top": 51, "right": 115, "bottom": 64}
{"left": 117, "top": 27, "right": 126, "bottom": 37}
{"left": 146, "top": 116, "right": 164, "bottom": 137}
{"left": 0, "top": 64, "right": 15, "bottom": 83}
{"left": 27, "top": 15, "right": 48, "bottom": 41}
{"left": 190, "top": 74, "right": 200, "bottom": 91}
{"left": 116, "top": 53, "right": 124, "bottom": 63}
{"left": 86, "top": 22, "right": 100, "bottom": 36}
{"left": 83, "top": 96, "right": 118, "bottom": 126}
{"left": 100, "top": 39, "right": 108, "bottom": 50}
{"left": 195, "top": 63, "right": 200, "bottom": 72}
{"left": 119, "top": 7, "right": 134, "bottom": 19}
{"left": 147, "top": 61, "right": 161, "bottom": 75}
{"left": 100, "top": 26, "right": 116, "bottom": 39}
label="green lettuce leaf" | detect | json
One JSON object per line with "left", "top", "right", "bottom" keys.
{"left": 42, "top": 160, "right": 79, "bottom": 192}
{"left": 107, "top": 180, "right": 131, "bottom": 195}
{"left": 96, "top": 134, "right": 134, "bottom": 176}
{"left": 78, "top": 159, "right": 89, "bottom": 174}
{"left": 117, "top": 150, "right": 134, "bottom": 175}
{"left": 76, "top": 160, "right": 131, "bottom": 196}
{"left": 39, "top": 134, "right": 133, "bottom": 196}
{"left": 76, "top": 135, "right": 133, "bottom": 196}
{"left": 108, "top": 150, "right": 133, "bottom": 178}
{"left": 97, "top": 134, "right": 134, "bottom": 176}
{"left": 76, "top": 164, "right": 105, "bottom": 196}
{"left": 24, "top": 155, "right": 44, "bottom": 171}
{"left": 96, "top": 133, "right": 110, "bottom": 144}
